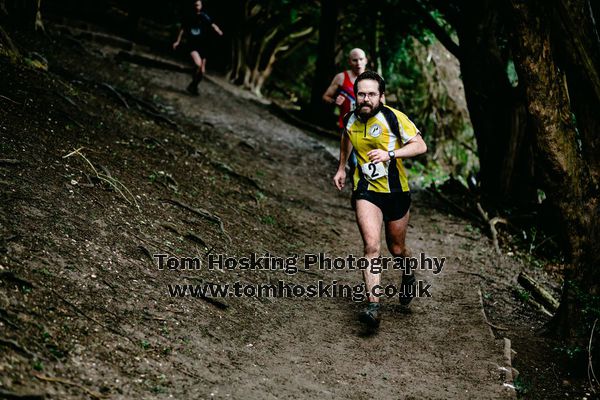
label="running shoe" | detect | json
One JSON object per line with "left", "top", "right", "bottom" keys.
{"left": 359, "top": 302, "right": 381, "bottom": 328}
{"left": 186, "top": 82, "right": 199, "bottom": 96}
{"left": 399, "top": 273, "right": 416, "bottom": 306}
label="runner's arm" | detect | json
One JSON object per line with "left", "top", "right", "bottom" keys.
{"left": 172, "top": 28, "right": 184, "bottom": 49}
{"left": 322, "top": 73, "right": 345, "bottom": 105}
{"left": 333, "top": 131, "right": 353, "bottom": 190}
{"left": 366, "top": 134, "right": 427, "bottom": 163}
{"left": 212, "top": 23, "right": 223, "bottom": 36}
{"left": 395, "top": 134, "right": 427, "bottom": 158}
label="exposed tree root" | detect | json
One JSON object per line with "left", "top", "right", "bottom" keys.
{"left": 163, "top": 198, "right": 231, "bottom": 244}
{"left": 476, "top": 202, "right": 508, "bottom": 255}
{"left": 118, "top": 89, "right": 179, "bottom": 129}
{"left": 211, "top": 160, "right": 262, "bottom": 190}
{"left": 0, "top": 337, "right": 37, "bottom": 358}
{"left": 517, "top": 271, "right": 559, "bottom": 312}
{"left": 115, "top": 50, "right": 188, "bottom": 73}
{"left": 428, "top": 184, "right": 480, "bottom": 222}
{"left": 49, "top": 288, "right": 132, "bottom": 343}
{"left": 32, "top": 373, "right": 105, "bottom": 399}
{"left": 484, "top": 320, "right": 509, "bottom": 331}
{"left": 0, "top": 271, "right": 34, "bottom": 289}
{"left": 457, "top": 270, "right": 490, "bottom": 282}
{"left": 99, "top": 82, "right": 129, "bottom": 108}
{"left": 181, "top": 276, "right": 229, "bottom": 310}
{"left": 0, "top": 24, "right": 19, "bottom": 59}
{"left": 160, "top": 222, "right": 208, "bottom": 247}
{"left": 0, "top": 93, "right": 20, "bottom": 104}
{"left": 0, "top": 388, "right": 45, "bottom": 399}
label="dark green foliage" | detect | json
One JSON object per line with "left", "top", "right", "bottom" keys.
{"left": 269, "top": 1, "right": 477, "bottom": 183}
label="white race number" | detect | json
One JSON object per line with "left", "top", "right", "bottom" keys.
{"left": 361, "top": 162, "right": 387, "bottom": 181}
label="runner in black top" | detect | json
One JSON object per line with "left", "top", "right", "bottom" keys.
{"left": 172, "top": 0, "right": 223, "bottom": 95}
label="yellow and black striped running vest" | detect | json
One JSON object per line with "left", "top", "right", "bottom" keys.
{"left": 343, "top": 105, "right": 420, "bottom": 193}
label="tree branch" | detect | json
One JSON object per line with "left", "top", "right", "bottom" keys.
{"left": 411, "top": 0, "right": 462, "bottom": 59}
{"left": 0, "top": 24, "right": 20, "bottom": 58}
{"left": 553, "top": 0, "right": 600, "bottom": 104}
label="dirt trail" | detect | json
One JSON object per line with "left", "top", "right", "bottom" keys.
{"left": 140, "top": 62, "right": 516, "bottom": 399}
{"left": 0, "top": 30, "right": 516, "bottom": 399}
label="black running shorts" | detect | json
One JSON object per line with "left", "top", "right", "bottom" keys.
{"left": 186, "top": 45, "right": 205, "bottom": 57}
{"left": 351, "top": 190, "right": 411, "bottom": 222}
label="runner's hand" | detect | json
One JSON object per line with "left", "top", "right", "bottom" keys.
{"left": 333, "top": 169, "right": 346, "bottom": 190}
{"left": 335, "top": 94, "right": 345, "bottom": 106}
{"left": 172, "top": 41, "right": 180, "bottom": 50}
{"left": 367, "top": 149, "right": 390, "bottom": 163}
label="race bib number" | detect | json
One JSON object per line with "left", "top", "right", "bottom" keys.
{"left": 349, "top": 98, "right": 356, "bottom": 111}
{"left": 361, "top": 162, "right": 387, "bottom": 181}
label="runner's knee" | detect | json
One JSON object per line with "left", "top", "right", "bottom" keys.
{"left": 191, "top": 57, "right": 202, "bottom": 68}
{"left": 364, "top": 243, "right": 380, "bottom": 257}
{"left": 389, "top": 244, "right": 411, "bottom": 258}
{"left": 389, "top": 244, "right": 404, "bottom": 257}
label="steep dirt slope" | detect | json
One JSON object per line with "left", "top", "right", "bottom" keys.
{"left": 0, "top": 31, "right": 514, "bottom": 399}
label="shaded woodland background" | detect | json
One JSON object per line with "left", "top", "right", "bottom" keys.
{"left": 1, "top": 0, "right": 599, "bottom": 388}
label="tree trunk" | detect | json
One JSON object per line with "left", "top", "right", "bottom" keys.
{"left": 34, "top": 0, "right": 43, "bottom": 32}
{"left": 227, "top": 1, "right": 315, "bottom": 96}
{"left": 0, "top": 23, "right": 19, "bottom": 60}
{"left": 309, "top": 0, "right": 340, "bottom": 125}
{"left": 227, "top": 0, "right": 251, "bottom": 85}
{"left": 1, "top": 0, "right": 43, "bottom": 31}
{"left": 369, "top": 4, "right": 382, "bottom": 75}
{"left": 4, "top": 0, "right": 36, "bottom": 28}
{"left": 451, "top": 0, "right": 535, "bottom": 205}
{"left": 549, "top": 0, "right": 600, "bottom": 187}
{"left": 508, "top": 0, "right": 600, "bottom": 367}
{"left": 124, "top": 0, "right": 143, "bottom": 40}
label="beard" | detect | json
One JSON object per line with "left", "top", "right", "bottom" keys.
{"left": 357, "top": 101, "right": 379, "bottom": 119}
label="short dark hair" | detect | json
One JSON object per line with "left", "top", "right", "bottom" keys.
{"left": 354, "top": 71, "right": 385, "bottom": 97}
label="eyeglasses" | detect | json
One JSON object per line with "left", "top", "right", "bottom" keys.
{"left": 356, "top": 92, "right": 380, "bottom": 100}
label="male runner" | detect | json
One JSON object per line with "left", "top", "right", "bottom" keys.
{"left": 322, "top": 48, "right": 367, "bottom": 129}
{"left": 333, "top": 71, "right": 427, "bottom": 328}
{"left": 172, "top": 0, "right": 223, "bottom": 95}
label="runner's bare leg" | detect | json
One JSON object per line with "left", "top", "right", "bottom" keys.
{"left": 355, "top": 199, "right": 383, "bottom": 303}
{"left": 190, "top": 50, "right": 204, "bottom": 83}
{"left": 384, "top": 210, "right": 410, "bottom": 257}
